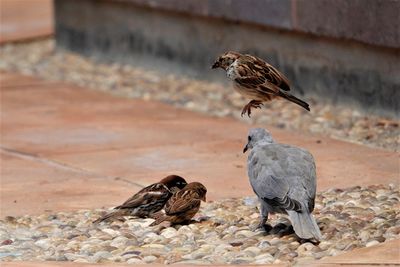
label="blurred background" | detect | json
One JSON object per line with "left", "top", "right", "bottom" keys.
{"left": 1, "top": 0, "right": 399, "bottom": 151}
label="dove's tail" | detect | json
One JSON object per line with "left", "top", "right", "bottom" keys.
{"left": 287, "top": 210, "right": 322, "bottom": 241}
{"left": 93, "top": 210, "right": 126, "bottom": 224}
{"left": 278, "top": 91, "right": 310, "bottom": 111}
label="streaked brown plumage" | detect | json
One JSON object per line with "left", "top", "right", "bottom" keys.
{"left": 212, "top": 51, "right": 310, "bottom": 117}
{"left": 93, "top": 175, "right": 187, "bottom": 223}
{"left": 150, "top": 182, "right": 207, "bottom": 226}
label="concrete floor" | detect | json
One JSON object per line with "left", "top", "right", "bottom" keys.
{"left": 1, "top": 72, "right": 399, "bottom": 266}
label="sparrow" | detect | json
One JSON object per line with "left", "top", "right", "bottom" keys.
{"left": 93, "top": 175, "right": 187, "bottom": 223}
{"left": 212, "top": 51, "right": 310, "bottom": 117}
{"left": 244, "top": 128, "right": 322, "bottom": 241}
{"left": 150, "top": 182, "right": 207, "bottom": 226}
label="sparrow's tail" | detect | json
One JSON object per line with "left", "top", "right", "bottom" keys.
{"left": 278, "top": 91, "right": 310, "bottom": 111}
{"left": 149, "top": 211, "right": 167, "bottom": 226}
{"left": 93, "top": 209, "right": 125, "bottom": 224}
{"left": 287, "top": 210, "right": 322, "bottom": 241}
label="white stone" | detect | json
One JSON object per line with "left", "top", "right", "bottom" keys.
{"left": 366, "top": 240, "right": 380, "bottom": 247}
{"left": 102, "top": 228, "right": 119, "bottom": 237}
{"left": 127, "top": 258, "right": 144, "bottom": 264}
{"left": 161, "top": 228, "right": 177, "bottom": 239}
{"left": 34, "top": 239, "right": 50, "bottom": 250}
{"left": 143, "top": 255, "right": 157, "bottom": 263}
{"left": 110, "top": 236, "right": 129, "bottom": 247}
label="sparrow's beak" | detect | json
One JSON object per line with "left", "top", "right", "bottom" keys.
{"left": 202, "top": 195, "right": 206, "bottom": 202}
{"left": 211, "top": 62, "right": 219, "bottom": 69}
{"left": 243, "top": 143, "right": 249, "bottom": 153}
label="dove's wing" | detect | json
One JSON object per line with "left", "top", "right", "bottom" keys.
{"left": 248, "top": 144, "right": 316, "bottom": 211}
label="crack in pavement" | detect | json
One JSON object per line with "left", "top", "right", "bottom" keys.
{"left": 0, "top": 146, "right": 143, "bottom": 188}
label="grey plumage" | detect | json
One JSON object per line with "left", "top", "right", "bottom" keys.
{"left": 245, "top": 128, "right": 322, "bottom": 241}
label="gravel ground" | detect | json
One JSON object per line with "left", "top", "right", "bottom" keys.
{"left": 0, "top": 39, "right": 399, "bottom": 151}
{"left": 0, "top": 184, "right": 399, "bottom": 265}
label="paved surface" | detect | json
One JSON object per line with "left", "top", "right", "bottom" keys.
{"left": 2, "top": 240, "right": 398, "bottom": 267}
{"left": 0, "top": 0, "right": 53, "bottom": 43}
{"left": 1, "top": 72, "right": 399, "bottom": 266}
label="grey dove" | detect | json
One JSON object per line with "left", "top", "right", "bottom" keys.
{"left": 243, "top": 128, "right": 322, "bottom": 241}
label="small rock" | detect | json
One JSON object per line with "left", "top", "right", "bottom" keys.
{"left": 143, "top": 255, "right": 157, "bottom": 263}
{"left": 366, "top": 240, "right": 380, "bottom": 247}
{"left": 34, "top": 239, "right": 50, "bottom": 250}
{"left": 1, "top": 239, "right": 13, "bottom": 246}
{"left": 91, "top": 251, "right": 112, "bottom": 263}
{"left": 160, "top": 227, "right": 177, "bottom": 239}
{"left": 127, "top": 258, "right": 144, "bottom": 264}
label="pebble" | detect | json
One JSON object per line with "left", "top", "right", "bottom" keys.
{"left": 126, "top": 258, "right": 144, "bottom": 264}
{"left": 0, "top": 185, "right": 398, "bottom": 265}
{"left": 366, "top": 240, "right": 380, "bottom": 247}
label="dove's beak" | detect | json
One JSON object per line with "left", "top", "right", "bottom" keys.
{"left": 211, "top": 62, "right": 219, "bottom": 69}
{"left": 243, "top": 143, "right": 249, "bottom": 153}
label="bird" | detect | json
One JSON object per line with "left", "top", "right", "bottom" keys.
{"left": 93, "top": 175, "right": 188, "bottom": 223}
{"left": 150, "top": 182, "right": 207, "bottom": 226}
{"left": 211, "top": 51, "right": 310, "bottom": 117}
{"left": 243, "top": 128, "right": 322, "bottom": 241}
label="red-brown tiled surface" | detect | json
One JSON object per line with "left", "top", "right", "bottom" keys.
{"left": 0, "top": 0, "right": 53, "bottom": 43}
{"left": 1, "top": 72, "right": 399, "bottom": 266}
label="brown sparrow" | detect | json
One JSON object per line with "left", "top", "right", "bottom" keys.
{"left": 212, "top": 51, "right": 310, "bottom": 117}
{"left": 150, "top": 182, "right": 207, "bottom": 226}
{"left": 93, "top": 175, "right": 187, "bottom": 223}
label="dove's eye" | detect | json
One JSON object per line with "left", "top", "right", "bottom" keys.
{"left": 248, "top": 136, "right": 252, "bottom": 142}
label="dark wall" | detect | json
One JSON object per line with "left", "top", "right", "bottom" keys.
{"left": 55, "top": 0, "right": 400, "bottom": 117}
{"left": 127, "top": 0, "right": 400, "bottom": 49}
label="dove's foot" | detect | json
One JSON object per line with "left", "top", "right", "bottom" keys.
{"left": 252, "top": 222, "right": 273, "bottom": 233}
{"left": 270, "top": 223, "right": 294, "bottom": 237}
{"left": 241, "top": 100, "right": 263, "bottom": 117}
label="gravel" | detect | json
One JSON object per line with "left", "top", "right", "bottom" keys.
{"left": 0, "top": 39, "right": 399, "bottom": 152}
{"left": 1, "top": 184, "right": 399, "bottom": 265}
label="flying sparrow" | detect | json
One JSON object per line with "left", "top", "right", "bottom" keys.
{"left": 93, "top": 175, "right": 187, "bottom": 223}
{"left": 150, "top": 182, "right": 207, "bottom": 226}
{"left": 212, "top": 51, "right": 310, "bottom": 117}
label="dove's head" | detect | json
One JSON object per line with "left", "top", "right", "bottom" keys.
{"left": 243, "top": 128, "right": 274, "bottom": 153}
{"left": 211, "top": 51, "right": 241, "bottom": 70}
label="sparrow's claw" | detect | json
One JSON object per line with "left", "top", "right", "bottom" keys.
{"left": 241, "top": 100, "right": 263, "bottom": 118}
{"left": 241, "top": 106, "right": 252, "bottom": 117}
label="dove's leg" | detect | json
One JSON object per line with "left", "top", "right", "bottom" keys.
{"left": 241, "top": 100, "right": 263, "bottom": 117}
{"left": 254, "top": 200, "right": 272, "bottom": 232}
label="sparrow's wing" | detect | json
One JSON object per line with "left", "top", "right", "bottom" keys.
{"left": 115, "top": 183, "right": 171, "bottom": 209}
{"left": 164, "top": 190, "right": 201, "bottom": 215}
{"left": 239, "top": 55, "right": 291, "bottom": 91}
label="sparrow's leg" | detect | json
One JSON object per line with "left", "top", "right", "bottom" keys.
{"left": 241, "top": 100, "right": 263, "bottom": 117}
